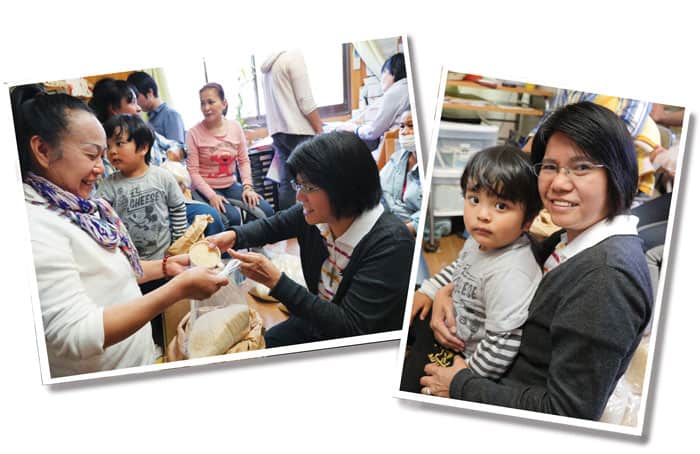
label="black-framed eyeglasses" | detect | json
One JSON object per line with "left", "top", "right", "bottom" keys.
{"left": 533, "top": 162, "right": 607, "bottom": 179}
{"left": 290, "top": 180, "right": 322, "bottom": 194}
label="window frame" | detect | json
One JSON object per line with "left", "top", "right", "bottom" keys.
{"left": 240, "top": 43, "right": 352, "bottom": 128}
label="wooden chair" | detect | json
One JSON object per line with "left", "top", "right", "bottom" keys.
{"left": 376, "top": 128, "right": 400, "bottom": 171}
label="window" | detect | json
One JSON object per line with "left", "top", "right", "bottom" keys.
{"left": 161, "top": 44, "right": 351, "bottom": 131}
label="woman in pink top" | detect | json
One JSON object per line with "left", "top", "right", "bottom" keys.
{"left": 186, "top": 83, "right": 274, "bottom": 227}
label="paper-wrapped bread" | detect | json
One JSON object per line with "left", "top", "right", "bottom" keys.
{"left": 167, "top": 214, "right": 213, "bottom": 256}
{"left": 187, "top": 304, "right": 250, "bottom": 358}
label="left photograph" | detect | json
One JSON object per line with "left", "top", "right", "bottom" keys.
{"left": 9, "top": 35, "right": 423, "bottom": 384}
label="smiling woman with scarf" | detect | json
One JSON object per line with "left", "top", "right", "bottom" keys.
{"left": 12, "top": 85, "right": 228, "bottom": 379}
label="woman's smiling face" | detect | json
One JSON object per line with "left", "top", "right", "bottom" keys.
{"left": 43, "top": 110, "right": 106, "bottom": 199}
{"left": 538, "top": 132, "right": 609, "bottom": 242}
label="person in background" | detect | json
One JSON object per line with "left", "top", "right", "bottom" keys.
{"left": 207, "top": 132, "right": 414, "bottom": 348}
{"left": 127, "top": 71, "right": 186, "bottom": 144}
{"left": 260, "top": 50, "right": 324, "bottom": 211}
{"left": 161, "top": 159, "right": 226, "bottom": 237}
{"left": 340, "top": 53, "right": 410, "bottom": 155}
{"left": 12, "top": 86, "right": 227, "bottom": 378}
{"left": 420, "top": 102, "right": 652, "bottom": 420}
{"left": 89, "top": 78, "right": 185, "bottom": 169}
{"left": 187, "top": 82, "right": 274, "bottom": 228}
{"left": 379, "top": 110, "right": 421, "bottom": 235}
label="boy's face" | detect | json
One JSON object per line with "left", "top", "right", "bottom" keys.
{"left": 463, "top": 186, "right": 530, "bottom": 252}
{"left": 107, "top": 131, "right": 148, "bottom": 175}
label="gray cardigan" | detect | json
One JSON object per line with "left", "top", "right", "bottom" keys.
{"left": 449, "top": 233, "right": 653, "bottom": 420}
{"left": 232, "top": 204, "right": 415, "bottom": 339}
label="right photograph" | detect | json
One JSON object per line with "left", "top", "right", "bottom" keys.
{"left": 396, "top": 70, "right": 687, "bottom": 435}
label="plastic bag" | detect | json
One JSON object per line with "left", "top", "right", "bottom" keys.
{"left": 187, "top": 261, "right": 249, "bottom": 357}
{"left": 249, "top": 252, "right": 306, "bottom": 302}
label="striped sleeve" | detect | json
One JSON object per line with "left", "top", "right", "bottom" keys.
{"left": 168, "top": 202, "right": 187, "bottom": 240}
{"left": 468, "top": 328, "right": 522, "bottom": 379}
{"left": 418, "top": 258, "right": 460, "bottom": 300}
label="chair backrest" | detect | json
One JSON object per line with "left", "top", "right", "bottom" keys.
{"left": 630, "top": 193, "right": 672, "bottom": 227}
{"left": 376, "top": 128, "right": 400, "bottom": 171}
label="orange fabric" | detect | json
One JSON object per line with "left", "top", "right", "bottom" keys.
{"left": 376, "top": 128, "right": 400, "bottom": 171}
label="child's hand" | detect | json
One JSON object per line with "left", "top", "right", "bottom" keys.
{"left": 431, "top": 283, "right": 464, "bottom": 351}
{"left": 410, "top": 291, "right": 432, "bottom": 324}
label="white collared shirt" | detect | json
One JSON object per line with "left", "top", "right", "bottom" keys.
{"left": 316, "top": 204, "right": 385, "bottom": 300}
{"left": 543, "top": 215, "right": 639, "bottom": 274}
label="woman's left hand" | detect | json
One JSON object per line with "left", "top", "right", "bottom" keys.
{"left": 228, "top": 249, "right": 281, "bottom": 289}
{"left": 241, "top": 186, "right": 261, "bottom": 208}
{"left": 419, "top": 356, "right": 468, "bottom": 398}
{"left": 166, "top": 253, "right": 190, "bottom": 277}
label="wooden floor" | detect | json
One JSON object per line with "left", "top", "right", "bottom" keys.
{"left": 422, "top": 234, "right": 465, "bottom": 277}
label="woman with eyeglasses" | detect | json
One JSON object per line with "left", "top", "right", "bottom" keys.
{"left": 420, "top": 102, "right": 653, "bottom": 420}
{"left": 208, "top": 131, "right": 415, "bottom": 347}
{"left": 12, "top": 86, "right": 228, "bottom": 379}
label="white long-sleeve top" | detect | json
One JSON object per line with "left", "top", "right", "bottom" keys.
{"left": 356, "top": 78, "right": 410, "bottom": 141}
{"left": 261, "top": 50, "right": 318, "bottom": 136}
{"left": 25, "top": 184, "right": 157, "bottom": 380}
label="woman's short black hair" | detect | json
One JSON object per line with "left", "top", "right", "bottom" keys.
{"left": 381, "top": 53, "right": 406, "bottom": 82}
{"left": 89, "top": 78, "right": 138, "bottom": 123}
{"left": 103, "top": 114, "right": 155, "bottom": 164}
{"left": 531, "top": 101, "right": 638, "bottom": 219}
{"left": 11, "top": 84, "right": 94, "bottom": 178}
{"left": 287, "top": 131, "right": 382, "bottom": 219}
{"left": 460, "top": 145, "right": 542, "bottom": 225}
{"left": 199, "top": 82, "right": 228, "bottom": 116}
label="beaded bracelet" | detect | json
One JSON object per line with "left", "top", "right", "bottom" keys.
{"left": 162, "top": 254, "right": 171, "bottom": 278}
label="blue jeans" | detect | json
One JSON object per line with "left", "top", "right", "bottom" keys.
{"left": 185, "top": 201, "right": 226, "bottom": 236}
{"left": 272, "top": 133, "right": 313, "bottom": 211}
{"left": 195, "top": 183, "right": 275, "bottom": 229}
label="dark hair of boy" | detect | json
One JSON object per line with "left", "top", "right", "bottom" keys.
{"left": 287, "top": 131, "right": 382, "bottom": 219}
{"left": 103, "top": 114, "right": 156, "bottom": 164}
{"left": 460, "top": 144, "right": 542, "bottom": 226}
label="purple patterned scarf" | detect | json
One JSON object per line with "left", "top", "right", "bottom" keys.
{"left": 25, "top": 172, "right": 143, "bottom": 276}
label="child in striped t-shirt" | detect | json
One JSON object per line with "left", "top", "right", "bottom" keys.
{"left": 401, "top": 145, "right": 543, "bottom": 393}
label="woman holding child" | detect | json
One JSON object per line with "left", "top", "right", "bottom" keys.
{"left": 410, "top": 102, "right": 653, "bottom": 420}
{"left": 12, "top": 86, "right": 228, "bottom": 378}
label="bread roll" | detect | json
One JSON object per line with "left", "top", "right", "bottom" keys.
{"left": 189, "top": 241, "right": 221, "bottom": 268}
{"left": 188, "top": 304, "right": 250, "bottom": 358}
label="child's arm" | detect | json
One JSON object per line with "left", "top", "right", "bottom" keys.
{"left": 466, "top": 328, "right": 523, "bottom": 379}
{"left": 165, "top": 172, "right": 188, "bottom": 240}
{"left": 410, "top": 259, "right": 458, "bottom": 323}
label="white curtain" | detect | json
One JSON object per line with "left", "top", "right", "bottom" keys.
{"left": 352, "top": 37, "right": 402, "bottom": 77}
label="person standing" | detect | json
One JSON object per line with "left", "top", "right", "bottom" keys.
{"left": 260, "top": 50, "right": 323, "bottom": 210}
